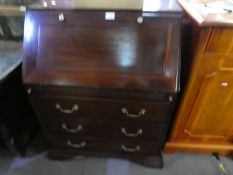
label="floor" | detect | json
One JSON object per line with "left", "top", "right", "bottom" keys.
{"left": 0, "top": 150, "right": 233, "bottom": 175}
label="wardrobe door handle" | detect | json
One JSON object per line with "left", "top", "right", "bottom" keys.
{"left": 55, "top": 103, "right": 79, "bottom": 114}
{"left": 62, "top": 124, "right": 83, "bottom": 133}
{"left": 67, "top": 140, "right": 86, "bottom": 149}
{"left": 121, "top": 108, "right": 146, "bottom": 118}
{"left": 121, "top": 145, "right": 140, "bottom": 152}
{"left": 121, "top": 128, "right": 143, "bottom": 137}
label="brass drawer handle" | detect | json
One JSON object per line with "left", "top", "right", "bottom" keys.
{"left": 121, "top": 108, "right": 146, "bottom": 118}
{"left": 55, "top": 103, "right": 79, "bottom": 114}
{"left": 121, "top": 145, "right": 140, "bottom": 152}
{"left": 121, "top": 128, "right": 143, "bottom": 137}
{"left": 67, "top": 140, "right": 86, "bottom": 148}
{"left": 62, "top": 123, "right": 83, "bottom": 133}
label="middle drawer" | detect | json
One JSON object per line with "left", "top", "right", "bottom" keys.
{"left": 40, "top": 118, "right": 165, "bottom": 141}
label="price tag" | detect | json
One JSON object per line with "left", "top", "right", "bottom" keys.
{"left": 105, "top": 12, "right": 115, "bottom": 21}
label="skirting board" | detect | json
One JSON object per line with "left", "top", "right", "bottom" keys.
{"left": 164, "top": 142, "right": 233, "bottom": 155}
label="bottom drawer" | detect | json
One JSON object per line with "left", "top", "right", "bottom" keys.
{"left": 48, "top": 136, "right": 161, "bottom": 155}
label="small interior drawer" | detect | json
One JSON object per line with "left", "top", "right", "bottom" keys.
{"left": 40, "top": 118, "right": 165, "bottom": 140}
{"left": 32, "top": 96, "right": 171, "bottom": 123}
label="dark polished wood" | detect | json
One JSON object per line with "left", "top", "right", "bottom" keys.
{"left": 40, "top": 118, "right": 165, "bottom": 140}
{"left": 32, "top": 96, "right": 171, "bottom": 123}
{"left": 23, "top": 10, "right": 181, "bottom": 92}
{"left": 23, "top": 5, "right": 182, "bottom": 168}
{"left": 25, "top": 85, "right": 171, "bottom": 101}
{"left": 48, "top": 136, "right": 161, "bottom": 155}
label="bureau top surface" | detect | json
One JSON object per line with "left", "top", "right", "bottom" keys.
{"left": 178, "top": 0, "right": 233, "bottom": 27}
{"left": 28, "top": 0, "right": 181, "bottom": 12}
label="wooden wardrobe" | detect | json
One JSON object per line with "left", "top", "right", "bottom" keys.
{"left": 165, "top": 0, "right": 233, "bottom": 155}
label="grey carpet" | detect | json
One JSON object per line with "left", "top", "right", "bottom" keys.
{"left": 0, "top": 152, "right": 232, "bottom": 175}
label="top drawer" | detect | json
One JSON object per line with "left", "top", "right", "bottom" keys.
{"left": 23, "top": 10, "right": 181, "bottom": 92}
{"left": 32, "top": 96, "right": 171, "bottom": 123}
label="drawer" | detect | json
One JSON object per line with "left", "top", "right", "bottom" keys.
{"left": 48, "top": 136, "right": 161, "bottom": 155}
{"left": 40, "top": 118, "right": 165, "bottom": 140}
{"left": 32, "top": 96, "right": 171, "bottom": 123}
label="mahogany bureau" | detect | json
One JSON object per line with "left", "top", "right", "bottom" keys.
{"left": 22, "top": 0, "right": 182, "bottom": 167}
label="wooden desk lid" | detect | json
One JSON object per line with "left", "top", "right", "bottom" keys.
{"left": 178, "top": 0, "right": 233, "bottom": 26}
